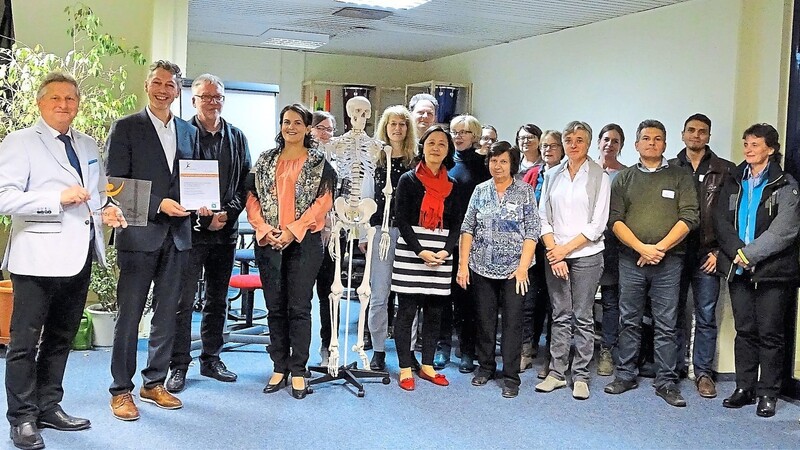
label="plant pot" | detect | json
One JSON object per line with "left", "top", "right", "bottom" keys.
{"left": 0, "top": 280, "right": 12, "bottom": 345}
{"left": 85, "top": 303, "right": 117, "bottom": 347}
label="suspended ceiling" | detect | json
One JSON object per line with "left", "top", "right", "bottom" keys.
{"left": 188, "top": 0, "right": 691, "bottom": 62}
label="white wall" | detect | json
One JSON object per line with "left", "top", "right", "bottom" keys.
{"left": 186, "top": 42, "right": 428, "bottom": 107}
{"left": 425, "top": 0, "right": 788, "bottom": 167}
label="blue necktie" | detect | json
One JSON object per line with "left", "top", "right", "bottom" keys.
{"left": 57, "top": 134, "right": 83, "bottom": 183}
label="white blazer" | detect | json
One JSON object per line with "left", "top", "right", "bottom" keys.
{"left": 0, "top": 118, "right": 108, "bottom": 276}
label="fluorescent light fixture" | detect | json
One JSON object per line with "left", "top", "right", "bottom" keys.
{"left": 260, "top": 29, "right": 329, "bottom": 49}
{"left": 335, "top": 0, "right": 431, "bottom": 10}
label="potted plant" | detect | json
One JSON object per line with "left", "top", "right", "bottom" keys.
{"left": 0, "top": 3, "right": 145, "bottom": 345}
{"left": 86, "top": 246, "right": 119, "bottom": 346}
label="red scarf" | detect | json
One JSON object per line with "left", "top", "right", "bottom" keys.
{"left": 415, "top": 161, "right": 453, "bottom": 230}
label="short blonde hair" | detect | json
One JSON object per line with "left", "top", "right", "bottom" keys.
{"left": 450, "top": 114, "right": 481, "bottom": 143}
{"left": 376, "top": 105, "right": 417, "bottom": 167}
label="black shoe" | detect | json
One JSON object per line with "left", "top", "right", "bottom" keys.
{"left": 363, "top": 333, "right": 373, "bottom": 351}
{"left": 471, "top": 373, "right": 493, "bottom": 386}
{"left": 165, "top": 368, "right": 186, "bottom": 393}
{"left": 604, "top": 378, "right": 639, "bottom": 395}
{"left": 370, "top": 351, "right": 386, "bottom": 371}
{"left": 656, "top": 385, "right": 686, "bottom": 407}
{"left": 37, "top": 407, "right": 90, "bottom": 431}
{"left": 433, "top": 350, "right": 449, "bottom": 370}
{"left": 10, "top": 422, "right": 44, "bottom": 450}
{"left": 502, "top": 384, "right": 519, "bottom": 398}
{"left": 459, "top": 354, "right": 476, "bottom": 373}
{"left": 200, "top": 360, "right": 238, "bottom": 382}
{"left": 723, "top": 388, "right": 756, "bottom": 408}
{"left": 291, "top": 377, "right": 308, "bottom": 400}
{"left": 263, "top": 373, "right": 288, "bottom": 394}
{"left": 756, "top": 396, "right": 777, "bottom": 417}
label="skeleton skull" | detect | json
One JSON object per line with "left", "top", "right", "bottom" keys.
{"left": 346, "top": 96, "right": 371, "bottom": 132}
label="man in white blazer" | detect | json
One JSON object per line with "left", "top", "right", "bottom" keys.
{"left": 0, "top": 72, "right": 126, "bottom": 450}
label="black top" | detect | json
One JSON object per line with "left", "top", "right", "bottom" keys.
{"left": 448, "top": 147, "right": 490, "bottom": 219}
{"left": 189, "top": 116, "right": 252, "bottom": 245}
{"left": 394, "top": 169, "right": 462, "bottom": 256}
{"left": 369, "top": 156, "right": 412, "bottom": 227}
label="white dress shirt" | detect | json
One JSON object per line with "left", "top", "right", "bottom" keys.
{"left": 146, "top": 106, "right": 177, "bottom": 173}
{"left": 538, "top": 159, "right": 611, "bottom": 258}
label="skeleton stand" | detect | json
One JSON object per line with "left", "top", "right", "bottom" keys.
{"left": 307, "top": 235, "right": 390, "bottom": 397}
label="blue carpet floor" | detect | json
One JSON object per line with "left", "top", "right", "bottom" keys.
{"left": 1, "top": 289, "right": 800, "bottom": 449}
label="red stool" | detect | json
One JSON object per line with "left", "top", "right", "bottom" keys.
{"left": 225, "top": 274, "right": 269, "bottom": 345}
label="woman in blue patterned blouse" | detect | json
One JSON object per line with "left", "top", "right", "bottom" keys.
{"left": 456, "top": 141, "right": 540, "bottom": 398}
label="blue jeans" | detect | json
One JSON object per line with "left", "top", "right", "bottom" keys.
{"left": 600, "top": 284, "right": 619, "bottom": 350}
{"left": 677, "top": 261, "right": 720, "bottom": 378}
{"left": 367, "top": 226, "right": 399, "bottom": 352}
{"left": 617, "top": 253, "right": 682, "bottom": 389}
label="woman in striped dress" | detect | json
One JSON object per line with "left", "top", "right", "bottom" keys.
{"left": 391, "top": 125, "right": 461, "bottom": 391}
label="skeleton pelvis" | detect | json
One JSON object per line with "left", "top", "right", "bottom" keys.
{"left": 334, "top": 197, "right": 377, "bottom": 224}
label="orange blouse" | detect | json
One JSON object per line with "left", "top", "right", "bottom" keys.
{"left": 246, "top": 155, "right": 333, "bottom": 246}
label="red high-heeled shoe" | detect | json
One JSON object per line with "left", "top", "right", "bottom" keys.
{"left": 399, "top": 376, "right": 415, "bottom": 391}
{"left": 418, "top": 370, "right": 449, "bottom": 386}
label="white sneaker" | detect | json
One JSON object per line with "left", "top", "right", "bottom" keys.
{"left": 535, "top": 375, "right": 567, "bottom": 393}
{"left": 573, "top": 381, "right": 590, "bottom": 400}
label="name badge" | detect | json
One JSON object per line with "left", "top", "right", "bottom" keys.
{"left": 698, "top": 174, "right": 705, "bottom": 182}
{"left": 661, "top": 189, "right": 675, "bottom": 199}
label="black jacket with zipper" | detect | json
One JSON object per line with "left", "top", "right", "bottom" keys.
{"left": 713, "top": 161, "right": 800, "bottom": 284}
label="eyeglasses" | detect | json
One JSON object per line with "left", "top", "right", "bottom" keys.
{"left": 481, "top": 137, "right": 497, "bottom": 143}
{"left": 519, "top": 136, "right": 538, "bottom": 143}
{"left": 451, "top": 130, "right": 473, "bottom": 137}
{"left": 194, "top": 95, "right": 225, "bottom": 103}
{"left": 314, "top": 125, "right": 336, "bottom": 134}
{"left": 542, "top": 143, "right": 562, "bottom": 150}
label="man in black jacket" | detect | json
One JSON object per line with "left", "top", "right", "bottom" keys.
{"left": 166, "top": 74, "right": 251, "bottom": 393}
{"left": 669, "top": 113, "right": 734, "bottom": 399}
{"left": 106, "top": 60, "right": 199, "bottom": 421}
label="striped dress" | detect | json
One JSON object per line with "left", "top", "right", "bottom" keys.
{"left": 391, "top": 225, "right": 453, "bottom": 296}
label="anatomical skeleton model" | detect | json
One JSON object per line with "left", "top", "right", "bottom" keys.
{"left": 320, "top": 96, "right": 392, "bottom": 376}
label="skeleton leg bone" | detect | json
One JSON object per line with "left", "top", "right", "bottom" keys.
{"left": 327, "top": 222, "right": 344, "bottom": 377}
{"left": 353, "top": 225, "right": 376, "bottom": 369}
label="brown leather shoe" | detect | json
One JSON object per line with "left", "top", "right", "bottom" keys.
{"left": 696, "top": 375, "right": 717, "bottom": 398}
{"left": 140, "top": 385, "right": 183, "bottom": 410}
{"left": 110, "top": 393, "right": 140, "bottom": 421}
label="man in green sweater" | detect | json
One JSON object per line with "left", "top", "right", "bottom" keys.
{"left": 603, "top": 119, "right": 699, "bottom": 408}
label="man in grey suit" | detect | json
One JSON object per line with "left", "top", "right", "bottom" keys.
{"left": 0, "top": 72, "right": 126, "bottom": 450}
{"left": 105, "top": 60, "right": 199, "bottom": 421}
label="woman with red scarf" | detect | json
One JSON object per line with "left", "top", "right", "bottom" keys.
{"left": 391, "top": 126, "right": 461, "bottom": 391}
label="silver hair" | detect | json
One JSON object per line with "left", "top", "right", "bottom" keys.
{"left": 191, "top": 73, "right": 225, "bottom": 94}
{"left": 36, "top": 71, "right": 80, "bottom": 101}
{"left": 562, "top": 120, "right": 593, "bottom": 142}
{"left": 408, "top": 93, "right": 438, "bottom": 112}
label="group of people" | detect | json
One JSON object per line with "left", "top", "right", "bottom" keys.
{"left": 0, "top": 59, "right": 797, "bottom": 450}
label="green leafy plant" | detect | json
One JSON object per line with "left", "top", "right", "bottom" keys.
{"left": 89, "top": 246, "right": 119, "bottom": 312}
{"left": 0, "top": 3, "right": 146, "bottom": 292}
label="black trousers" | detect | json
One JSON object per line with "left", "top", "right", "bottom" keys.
{"left": 315, "top": 247, "right": 335, "bottom": 350}
{"left": 6, "top": 249, "right": 92, "bottom": 425}
{"left": 729, "top": 278, "right": 788, "bottom": 397}
{"left": 472, "top": 273, "right": 524, "bottom": 387}
{"left": 171, "top": 242, "right": 236, "bottom": 370}
{"left": 110, "top": 236, "right": 188, "bottom": 395}
{"left": 438, "top": 250, "right": 476, "bottom": 357}
{"left": 394, "top": 293, "right": 445, "bottom": 368}
{"left": 255, "top": 232, "right": 323, "bottom": 377}
{"left": 531, "top": 248, "right": 552, "bottom": 348}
